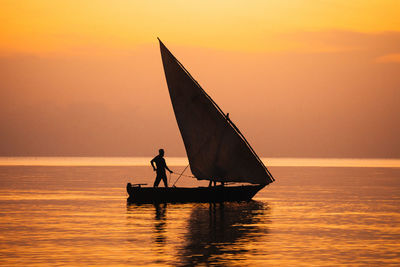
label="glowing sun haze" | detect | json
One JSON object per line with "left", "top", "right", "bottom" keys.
{"left": 0, "top": 0, "right": 399, "bottom": 157}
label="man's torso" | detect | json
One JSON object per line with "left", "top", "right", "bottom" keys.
{"left": 153, "top": 155, "right": 166, "bottom": 175}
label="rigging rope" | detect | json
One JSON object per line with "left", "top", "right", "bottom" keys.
{"left": 172, "top": 164, "right": 191, "bottom": 187}
{"left": 174, "top": 173, "right": 195, "bottom": 178}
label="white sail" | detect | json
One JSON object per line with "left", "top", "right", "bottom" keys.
{"left": 159, "top": 39, "right": 274, "bottom": 185}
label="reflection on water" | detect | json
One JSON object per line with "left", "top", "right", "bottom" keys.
{"left": 127, "top": 201, "right": 269, "bottom": 266}
{"left": 154, "top": 203, "right": 167, "bottom": 245}
{"left": 180, "top": 201, "right": 269, "bottom": 266}
{"left": 1, "top": 166, "right": 399, "bottom": 265}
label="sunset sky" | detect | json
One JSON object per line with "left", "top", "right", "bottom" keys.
{"left": 1, "top": 0, "right": 399, "bottom": 157}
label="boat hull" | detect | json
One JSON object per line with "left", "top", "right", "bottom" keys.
{"left": 126, "top": 183, "right": 265, "bottom": 204}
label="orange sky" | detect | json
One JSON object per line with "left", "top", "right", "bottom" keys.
{"left": 0, "top": 1, "right": 399, "bottom": 157}
{"left": 1, "top": 0, "right": 400, "bottom": 53}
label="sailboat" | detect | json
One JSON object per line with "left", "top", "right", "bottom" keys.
{"left": 127, "top": 39, "right": 275, "bottom": 203}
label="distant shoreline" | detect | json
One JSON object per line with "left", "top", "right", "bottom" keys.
{"left": 0, "top": 157, "right": 399, "bottom": 168}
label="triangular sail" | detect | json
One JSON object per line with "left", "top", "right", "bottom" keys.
{"left": 159, "top": 39, "right": 274, "bottom": 185}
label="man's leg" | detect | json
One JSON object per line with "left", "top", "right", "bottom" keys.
{"left": 153, "top": 175, "right": 161, "bottom": 187}
{"left": 162, "top": 175, "right": 168, "bottom": 187}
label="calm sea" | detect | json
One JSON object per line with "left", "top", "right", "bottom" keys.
{"left": 0, "top": 158, "right": 399, "bottom": 266}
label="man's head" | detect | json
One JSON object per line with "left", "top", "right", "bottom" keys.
{"left": 159, "top": 149, "right": 164, "bottom": 157}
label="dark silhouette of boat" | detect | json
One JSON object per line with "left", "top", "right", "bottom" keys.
{"left": 127, "top": 39, "right": 275, "bottom": 203}
{"left": 127, "top": 183, "right": 265, "bottom": 203}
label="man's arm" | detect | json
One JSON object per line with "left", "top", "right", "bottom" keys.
{"left": 150, "top": 157, "right": 156, "bottom": 171}
{"left": 165, "top": 162, "right": 173, "bottom": 173}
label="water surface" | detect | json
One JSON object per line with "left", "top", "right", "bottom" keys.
{"left": 0, "top": 161, "right": 399, "bottom": 266}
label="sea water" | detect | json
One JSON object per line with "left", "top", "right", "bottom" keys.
{"left": 0, "top": 158, "right": 399, "bottom": 266}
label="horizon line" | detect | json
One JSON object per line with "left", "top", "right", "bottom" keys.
{"left": 0, "top": 157, "right": 399, "bottom": 168}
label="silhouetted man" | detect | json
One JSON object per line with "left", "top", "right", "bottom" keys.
{"left": 151, "top": 149, "right": 173, "bottom": 187}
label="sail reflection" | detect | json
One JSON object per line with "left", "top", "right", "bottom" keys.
{"left": 178, "top": 201, "right": 270, "bottom": 266}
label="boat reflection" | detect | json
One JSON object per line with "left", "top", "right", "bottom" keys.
{"left": 126, "top": 201, "right": 270, "bottom": 265}
{"left": 178, "top": 201, "right": 270, "bottom": 266}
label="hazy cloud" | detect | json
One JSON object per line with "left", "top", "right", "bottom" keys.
{"left": 376, "top": 53, "right": 400, "bottom": 63}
